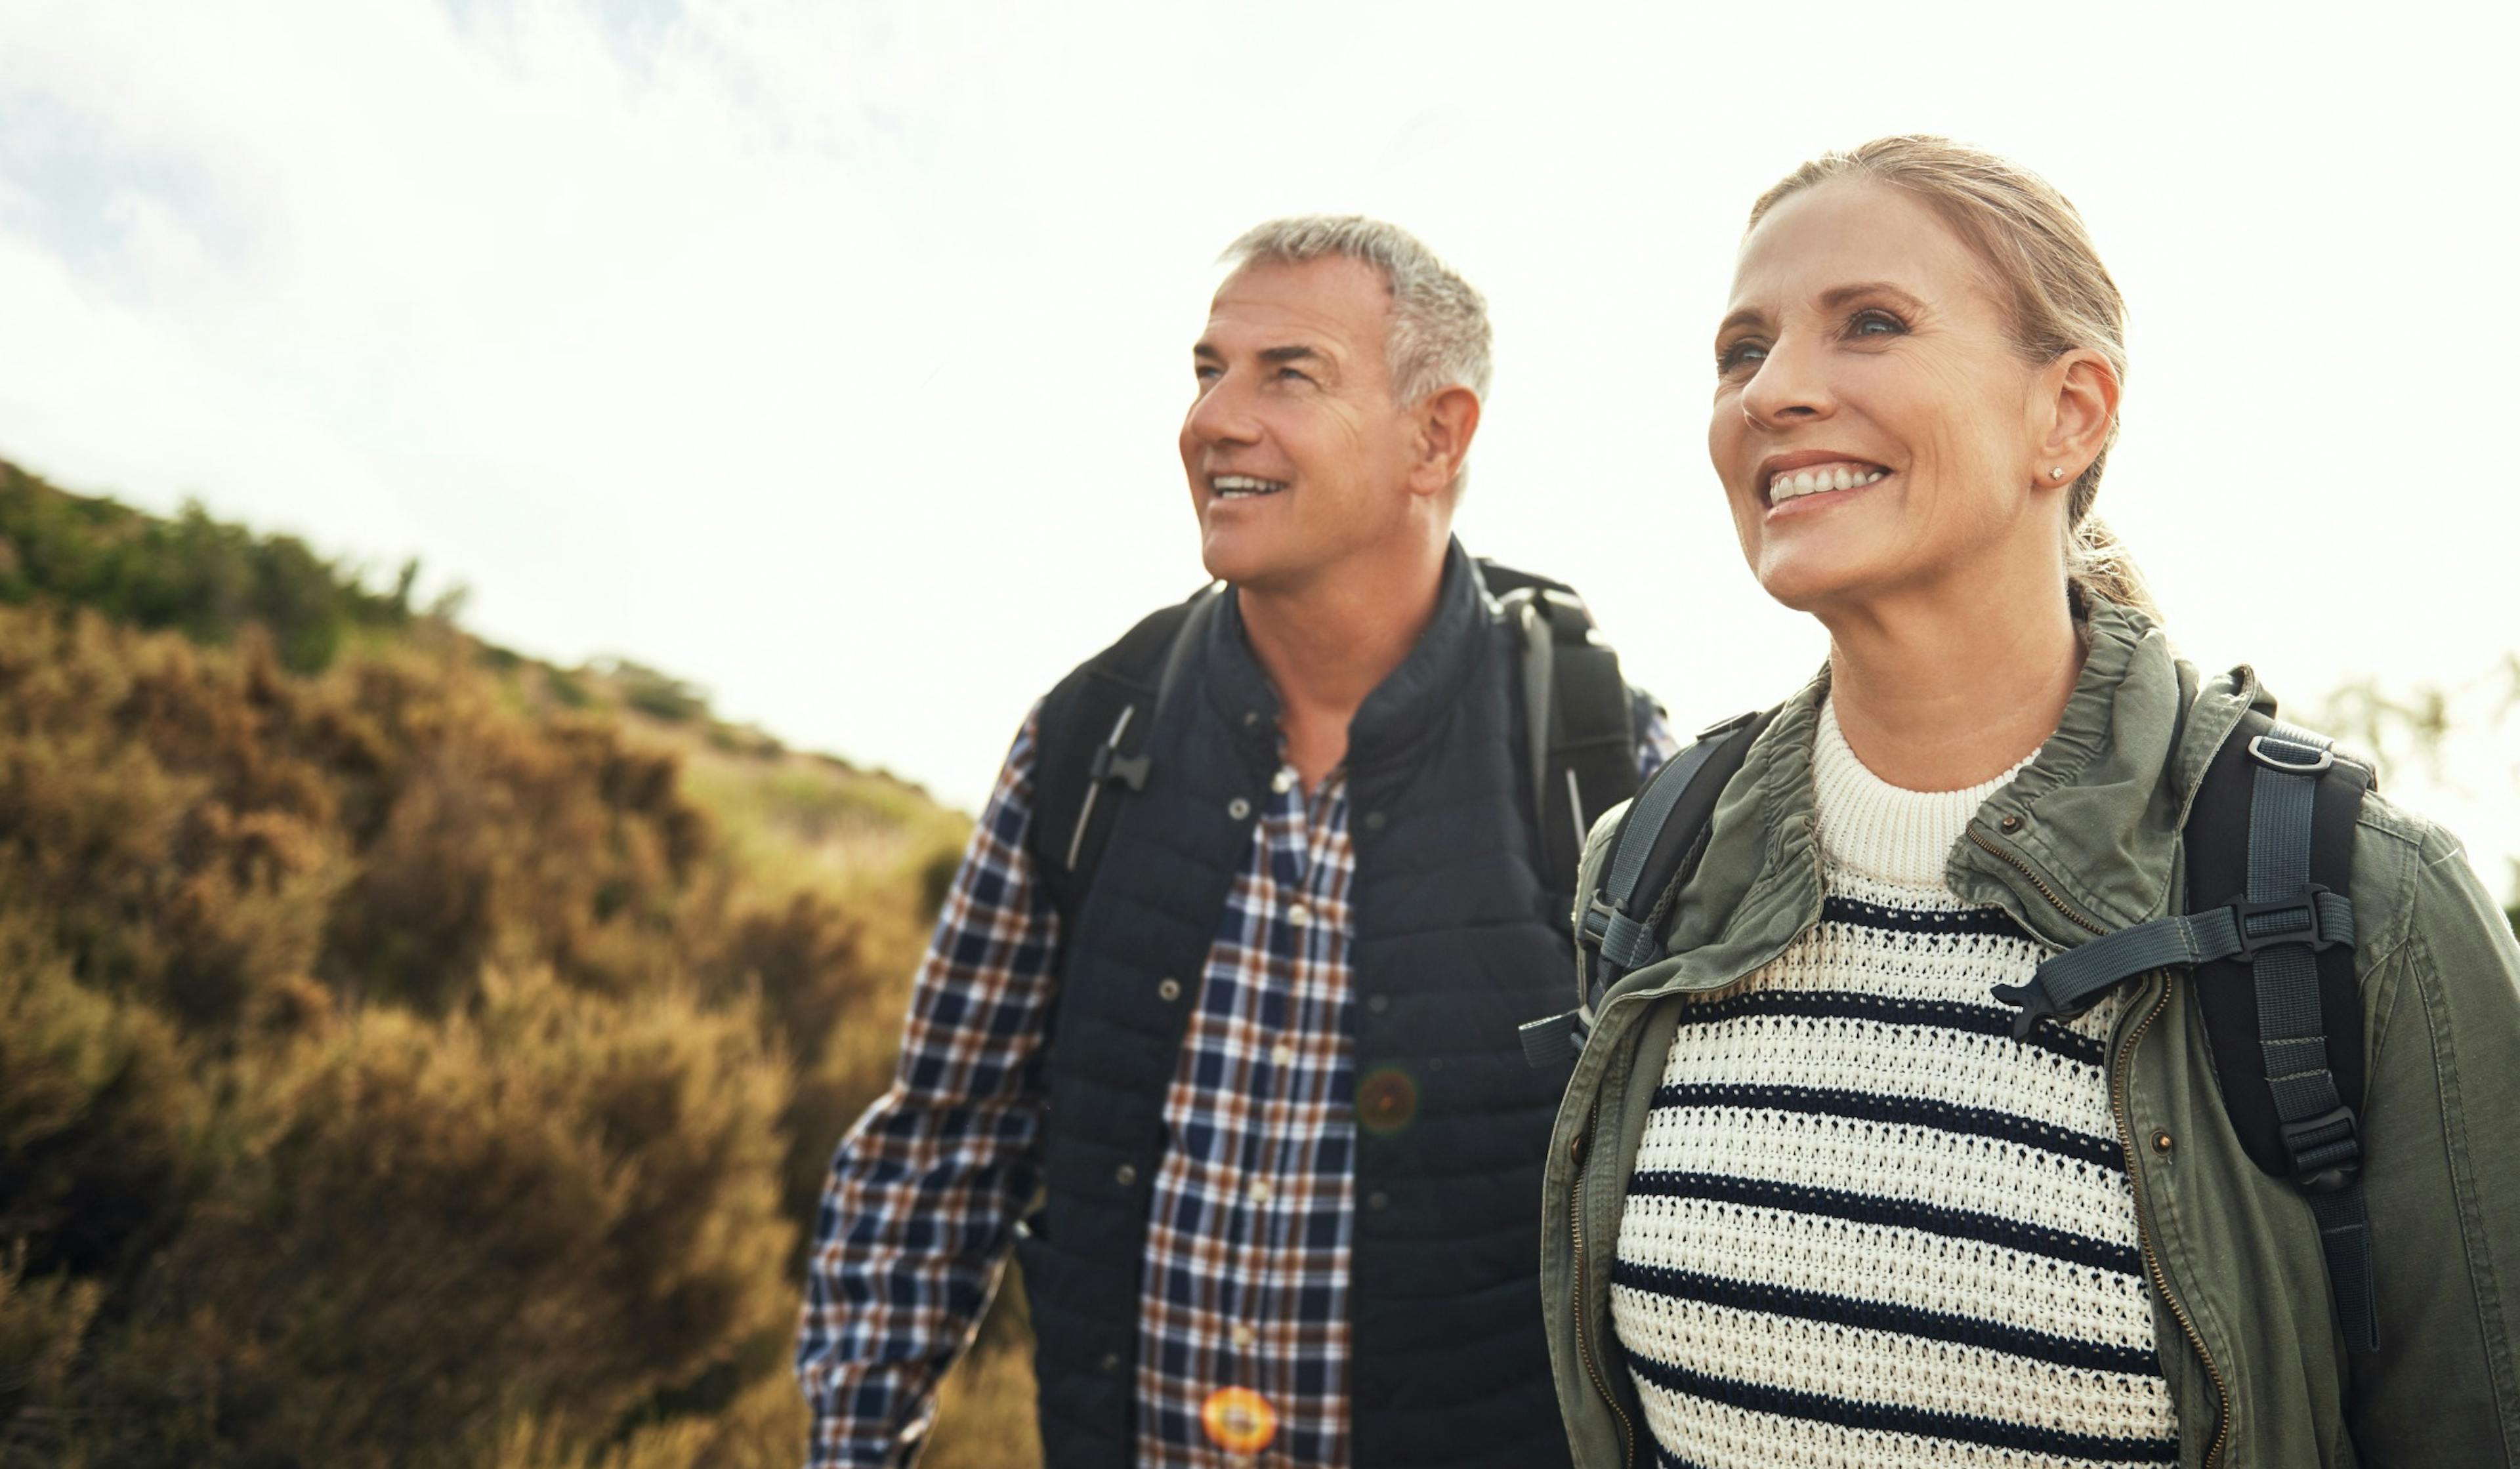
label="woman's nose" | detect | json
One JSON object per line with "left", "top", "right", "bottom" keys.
{"left": 1739, "top": 336, "right": 1834, "bottom": 428}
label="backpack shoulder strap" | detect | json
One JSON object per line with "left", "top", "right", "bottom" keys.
{"left": 1485, "top": 561, "right": 1641, "bottom": 898}
{"left": 1990, "top": 705, "right": 2379, "bottom": 1352}
{"left": 1026, "top": 587, "right": 1214, "bottom": 923}
{"left": 1517, "top": 708, "right": 1773, "bottom": 1068}
{"left": 2190, "top": 709, "right": 2378, "bottom": 1352}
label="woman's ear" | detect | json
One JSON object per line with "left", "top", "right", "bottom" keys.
{"left": 2038, "top": 348, "right": 2119, "bottom": 480}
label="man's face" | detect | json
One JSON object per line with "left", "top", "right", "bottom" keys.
{"left": 1180, "top": 257, "right": 1421, "bottom": 592}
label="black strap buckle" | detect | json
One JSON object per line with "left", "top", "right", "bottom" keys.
{"left": 2223, "top": 884, "right": 2342, "bottom": 959}
{"left": 2248, "top": 734, "right": 2336, "bottom": 774}
{"left": 1087, "top": 743, "right": 1151, "bottom": 793}
{"left": 2280, "top": 1104, "right": 2362, "bottom": 1193}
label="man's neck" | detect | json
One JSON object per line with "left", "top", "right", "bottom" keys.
{"left": 1238, "top": 539, "right": 1448, "bottom": 789}
{"left": 1820, "top": 566, "right": 2084, "bottom": 794}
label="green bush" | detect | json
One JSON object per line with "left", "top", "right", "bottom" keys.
{"left": 0, "top": 461, "right": 411, "bottom": 673}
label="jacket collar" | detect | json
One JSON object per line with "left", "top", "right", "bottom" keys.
{"left": 1202, "top": 537, "right": 1489, "bottom": 777}
{"left": 1616, "top": 597, "right": 2271, "bottom": 1004}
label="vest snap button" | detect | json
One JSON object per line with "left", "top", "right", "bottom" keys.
{"left": 2152, "top": 1130, "right": 2174, "bottom": 1155}
{"left": 1227, "top": 797, "right": 1252, "bottom": 821}
{"left": 2000, "top": 814, "right": 2023, "bottom": 833}
{"left": 1114, "top": 1163, "right": 1138, "bottom": 1186}
{"left": 1157, "top": 977, "right": 1182, "bottom": 1002}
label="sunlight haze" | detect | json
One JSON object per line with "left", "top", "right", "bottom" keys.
{"left": 3, "top": 0, "right": 2514, "bottom": 886}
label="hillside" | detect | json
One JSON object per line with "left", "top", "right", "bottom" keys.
{"left": 0, "top": 461, "right": 1040, "bottom": 1467}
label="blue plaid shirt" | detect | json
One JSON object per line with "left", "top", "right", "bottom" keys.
{"left": 798, "top": 697, "right": 1677, "bottom": 1467}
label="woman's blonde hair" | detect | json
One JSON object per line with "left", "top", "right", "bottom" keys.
{"left": 1749, "top": 136, "right": 2156, "bottom": 620}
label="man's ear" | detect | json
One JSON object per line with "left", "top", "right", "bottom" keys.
{"left": 1410, "top": 385, "right": 1482, "bottom": 498}
{"left": 2037, "top": 348, "right": 2118, "bottom": 483}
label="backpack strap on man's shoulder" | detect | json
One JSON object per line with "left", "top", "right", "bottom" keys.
{"left": 1517, "top": 708, "right": 1773, "bottom": 1068}
{"left": 1482, "top": 558, "right": 1640, "bottom": 898}
{"left": 1027, "top": 587, "right": 1215, "bottom": 922}
{"left": 1989, "top": 705, "right": 2380, "bottom": 1354}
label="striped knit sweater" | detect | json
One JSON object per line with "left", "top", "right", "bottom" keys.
{"left": 1611, "top": 699, "right": 2179, "bottom": 1469}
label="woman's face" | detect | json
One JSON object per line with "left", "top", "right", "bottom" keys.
{"left": 1708, "top": 178, "right": 2070, "bottom": 617}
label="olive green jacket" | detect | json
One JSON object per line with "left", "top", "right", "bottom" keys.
{"left": 1540, "top": 600, "right": 2520, "bottom": 1469}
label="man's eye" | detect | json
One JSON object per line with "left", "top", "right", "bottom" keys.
{"left": 1274, "top": 366, "right": 1311, "bottom": 383}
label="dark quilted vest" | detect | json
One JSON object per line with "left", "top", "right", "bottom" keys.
{"left": 1018, "top": 552, "right": 1577, "bottom": 1468}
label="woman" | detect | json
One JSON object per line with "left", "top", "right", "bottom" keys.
{"left": 1541, "top": 137, "right": 2520, "bottom": 1469}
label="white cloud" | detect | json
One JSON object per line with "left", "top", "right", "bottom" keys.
{"left": 1, "top": 0, "right": 2514, "bottom": 888}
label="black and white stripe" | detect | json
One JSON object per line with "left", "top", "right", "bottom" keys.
{"left": 1612, "top": 860, "right": 2178, "bottom": 1469}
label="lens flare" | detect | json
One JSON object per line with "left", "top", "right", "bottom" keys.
{"left": 1356, "top": 1064, "right": 1420, "bottom": 1136}
{"left": 1200, "top": 1386, "right": 1278, "bottom": 1455}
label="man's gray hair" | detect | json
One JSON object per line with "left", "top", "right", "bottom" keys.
{"left": 1221, "top": 215, "right": 1492, "bottom": 407}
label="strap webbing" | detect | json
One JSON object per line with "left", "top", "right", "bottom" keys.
{"left": 2248, "top": 723, "right": 2378, "bottom": 1354}
{"left": 1991, "top": 890, "right": 2352, "bottom": 1040}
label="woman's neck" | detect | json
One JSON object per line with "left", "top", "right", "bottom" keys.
{"left": 1820, "top": 576, "right": 2085, "bottom": 793}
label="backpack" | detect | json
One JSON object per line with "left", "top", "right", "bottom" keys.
{"left": 1024, "top": 560, "right": 1641, "bottom": 929}
{"left": 1528, "top": 703, "right": 2382, "bottom": 1354}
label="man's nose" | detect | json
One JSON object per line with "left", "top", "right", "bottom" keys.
{"left": 1183, "top": 373, "right": 1263, "bottom": 447}
{"left": 1739, "top": 335, "right": 1835, "bottom": 428}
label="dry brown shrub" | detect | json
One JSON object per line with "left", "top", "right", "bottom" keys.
{"left": 85, "top": 966, "right": 791, "bottom": 1466}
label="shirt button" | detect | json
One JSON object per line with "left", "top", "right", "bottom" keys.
{"left": 1098, "top": 1351, "right": 1122, "bottom": 1373}
{"left": 1271, "top": 1042, "right": 1295, "bottom": 1067}
{"left": 1367, "top": 1191, "right": 1390, "bottom": 1211}
{"left": 1287, "top": 902, "right": 1311, "bottom": 927}
{"left": 1114, "top": 1163, "right": 1138, "bottom": 1186}
{"left": 1157, "top": 977, "right": 1183, "bottom": 1003}
{"left": 1227, "top": 797, "right": 1252, "bottom": 821}
{"left": 1366, "top": 994, "right": 1389, "bottom": 1015}
{"left": 1362, "top": 810, "right": 1386, "bottom": 833}
{"left": 1232, "top": 1323, "right": 1257, "bottom": 1348}
{"left": 1271, "top": 768, "right": 1296, "bottom": 794}
{"left": 1250, "top": 1180, "right": 1273, "bottom": 1204}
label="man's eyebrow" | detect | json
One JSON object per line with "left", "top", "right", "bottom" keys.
{"left": 1258, "top": 344, "right": 1323, "bottom": 365}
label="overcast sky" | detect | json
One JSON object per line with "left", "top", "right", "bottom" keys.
{"left": 4, "top": 0, "right": 2516, "bottom": 889}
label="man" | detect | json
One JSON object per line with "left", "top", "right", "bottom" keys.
{"left": 797, "top": 217, "right": 1674, "bottom": 1468}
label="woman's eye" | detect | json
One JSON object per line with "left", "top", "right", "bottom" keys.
{"left": 1848, "top": 309, "right": 1906, "bottom": 338}
{"left": 1718, "top": 341, "right": 1769, "bottom": 373}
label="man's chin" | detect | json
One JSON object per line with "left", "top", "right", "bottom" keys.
{"left": 1197, "top": 530, "right": 1279, "bottom": 590}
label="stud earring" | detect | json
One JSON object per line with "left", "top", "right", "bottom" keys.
{"left": 2049, "top": 466, "right": 2067, "bottom": 480}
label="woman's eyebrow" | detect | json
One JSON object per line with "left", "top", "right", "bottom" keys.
{"left": 1715, "top": 306, "right": 1767, "bottom": 337}
{"left": 1816, "top": 281, "right": 1928, "bottom": 315}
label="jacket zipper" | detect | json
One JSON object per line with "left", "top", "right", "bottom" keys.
{"left": 1971, "top": 825, "right": 2231, "bottom": 1466}
{"left": 2111, "top": 972, "right": 2231, "bottom": 1467}
{"left": 1568, "top": 1116, "right": 1635, "bottom": 1468}
{"left": 1967, "top": 826, "right": 2110, "bottom": 937}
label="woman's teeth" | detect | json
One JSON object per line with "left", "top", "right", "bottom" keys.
{"left": 1769, "top": 465, "right": 1887, "bottom": 503}
{"left": 1214, "top": 475, "right": 1288, "bottom": 499}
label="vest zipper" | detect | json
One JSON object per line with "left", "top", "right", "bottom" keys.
{"left": 1568, "top": 1114, "right": 1635, "bottom": 1468}
{"left": 1970, "top": 824, "right": 2231, "bottom": 1465}
{"left": 2112, "top": 972, "right": 2231, "bottom": 1467}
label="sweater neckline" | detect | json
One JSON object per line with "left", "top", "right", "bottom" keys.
{"left": 1813, "top": 697, "right": 2038, "bottom": 889}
